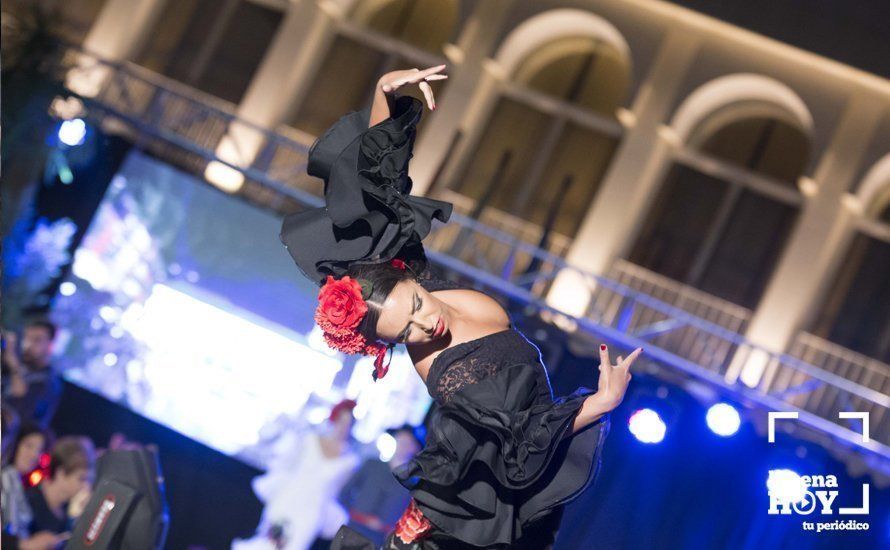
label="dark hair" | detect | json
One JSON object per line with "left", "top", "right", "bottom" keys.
{"left": 346, "top": 262, "right": 417, "bottom": 342}
{"left": 48, "top": 435, "right": 95, "bottom": 478}
{"left": 5, "top": 421, "right": 51, "bottom": 468}
{"left": 25, "top": 318, "right": 57, "bottom": 341}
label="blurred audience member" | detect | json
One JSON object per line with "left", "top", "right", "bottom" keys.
{"left": 26, "top": 436, "right": 95, "bottom": 536}
{"left": 2, "top": 403, "right": 21, "bottom": 458}
{"left": 337, "top": 424, "right": 423, "bottom": 546}
{"left": 232, "top": 399, "right": 361, "bottom": 550}
{"left": 1, "top": 423, "right": 66, "bottom": 549}
{"left": 2, "top": 321, "right": 63, "bottom": 428}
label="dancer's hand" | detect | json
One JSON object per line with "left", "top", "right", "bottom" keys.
{"left": 572, "top": 344, "right": 641, "bottom": 434}
{"left": 377, "top": 65, "right": 448, "bottom": 111}
{"left": 596, "top": 344, "right": 640, "bottom": 411}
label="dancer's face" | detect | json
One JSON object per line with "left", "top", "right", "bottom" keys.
{"left": 375, "top": 280, "right": 450, "bottom": 345}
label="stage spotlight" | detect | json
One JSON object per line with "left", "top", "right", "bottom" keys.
{"left": 706, "top": 403, "right": 741, "bottom": 436}
{"left": 58, "top": 118, "right": 87, "bottom": 147}
{"left": 766, "top": 469, "right": 806, "bottom": 505}
{"left": 376, "top": 432, "right": 397, "bottom": 462}
{"left": 59, "top": 281, "right": 77, "bottom": 296}
{"left": 628, "top": 408, "right": 666, "bottom": 443}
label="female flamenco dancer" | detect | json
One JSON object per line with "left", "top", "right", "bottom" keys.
{"left": 279, "top": 65, "right": 641, "bottom": 549}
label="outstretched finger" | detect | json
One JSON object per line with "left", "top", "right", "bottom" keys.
{"left": 412, "top": 65, "right": 447, "bottom": 83}
{"left": 396, "top": 65, "right": 444, "bottom": 87}
{"left": 620, "top": 347, "right": 644, "bottom": 371}
{"left": 420, "top": 63, "right": 447, "bottom": 76}
{"left": 599, "top": 343, "right": 611, "bottom": 369}
{"left": 419, "top": 80, "right": 435, "bottom": 110}
{"left": 597, "top": 352, "right": 609, "bottom": 388}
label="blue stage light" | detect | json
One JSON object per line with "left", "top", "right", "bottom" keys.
{"left": 58, "top": 118, "right": 87, "bottom": 147}
{"left": 59, "top": 281, "right": 77, "bottom": 296}
{"left": 706, "top": 402, "right": 741, "bottom": 436}
{"left": 628, "top": 408, "right": 666, "bottom": 443}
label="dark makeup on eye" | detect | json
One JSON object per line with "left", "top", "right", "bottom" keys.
{"left": 397, "top": 291, "right": 422, "bottom": 342}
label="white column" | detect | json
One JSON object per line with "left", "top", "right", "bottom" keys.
{"left": 545, "top": 30, "right": 701, "bottom": 316}
{"left": 207, "top": 0, "right": 343, "bottom": 191}
{"left": 83, "top": 0, "right": 168, "bottom": 60}
{"left": 67, "top": 0, "right": 169, "bottom": 96}
{"left": 409, "top": 0, "right": 515, "bottom": 196}
{"left": 728, "top": 91, "right": 884, "bottom": 386}
{"left": 236, "top": 0, "right": 346, "bottom": 129}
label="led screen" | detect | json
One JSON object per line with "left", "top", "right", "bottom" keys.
{"left": 51, "top": 150, "right": 431, "bottom": 468}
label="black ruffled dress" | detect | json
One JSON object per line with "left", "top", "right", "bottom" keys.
{"left": 384, "top": 275, "right": 611, "bottom": 550}
{"left": 280, "top": 96, "right": 611, "bottom": 549}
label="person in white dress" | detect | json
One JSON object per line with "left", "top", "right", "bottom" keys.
{"left": 232, "top": 400, "right": 361, "bottom": 550}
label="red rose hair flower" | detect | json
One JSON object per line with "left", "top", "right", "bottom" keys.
{"left": 315, "top": 275, "right": 394, "bottom": 379}
{"left": 315, "top": 276, "right": 366, "bottom": 335}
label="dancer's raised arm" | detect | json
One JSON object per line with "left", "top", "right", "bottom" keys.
{"left": 370, "top": 65, "right": 448, "bottom": 127}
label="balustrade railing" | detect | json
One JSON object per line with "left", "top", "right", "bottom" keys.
{"left": 55, "top": 46, "right": 890, "bottom": 475}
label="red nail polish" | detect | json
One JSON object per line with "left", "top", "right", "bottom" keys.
{"left": 600, "top": 344, "right": 606, "bottom": 350}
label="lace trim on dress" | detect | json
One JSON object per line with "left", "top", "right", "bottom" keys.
{"left": 424, "top": 329, "right": 523, "bottom": 404}
{"left": 435, "top": 354, "right": 503, "bottom": 404}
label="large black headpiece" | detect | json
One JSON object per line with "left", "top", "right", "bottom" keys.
{"left": 280, "top": 95, "right": 452, "bottom": 286}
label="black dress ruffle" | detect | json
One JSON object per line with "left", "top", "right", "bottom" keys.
{"left": 390, "top": 301, "right": 611, "bottom": 548}
{"left": 280, "top": 95, "right": 453, "bottom": 286}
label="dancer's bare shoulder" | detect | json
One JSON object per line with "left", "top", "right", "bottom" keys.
{"left": 432, "top": 287, "right": 511, "bottom": 328}
{"left": 409, "top": 288, "right": 511, "bottom": 380}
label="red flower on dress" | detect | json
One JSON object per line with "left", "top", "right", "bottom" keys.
{"left": 394, "top": 499, "right": 433, "bottom": 544}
